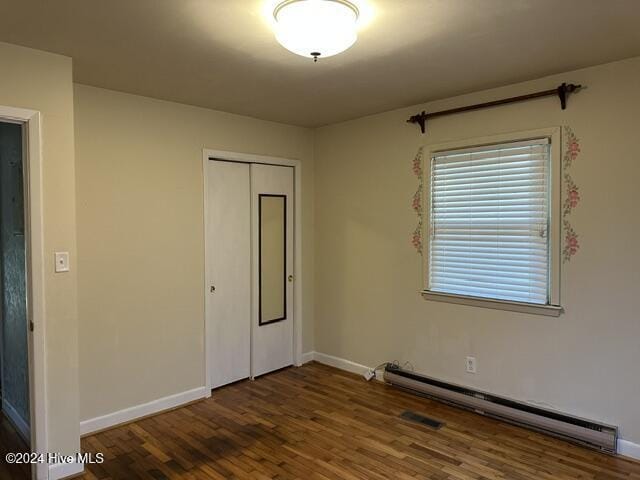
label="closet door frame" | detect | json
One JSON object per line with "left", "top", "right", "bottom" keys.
{"left": 202, "top": 149, "right": 303, "bottom": 394}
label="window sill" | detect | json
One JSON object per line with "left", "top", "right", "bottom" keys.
{"left": 421, "top": 290, "right": 563, "bottom": 317}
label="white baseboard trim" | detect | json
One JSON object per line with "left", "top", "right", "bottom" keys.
{"left": 619, "top": 439, "right": 640, "bottom": 460}
{"left": 49, "top": 461, "right": 84, "bottom": 480}
{"left": 305, "top": 351, "right": 385, "bottom": 380}
{"left": 80, "top": 386, "right": 207, "bottom": 435}
{"left": 309, "top": 351, "right": 372, "bottom": 376}
{"left": 301, "top": 351, "right": 315, "bottom": 364}
{"left": 2, "top": 398, "right": 30, "bottom": 442}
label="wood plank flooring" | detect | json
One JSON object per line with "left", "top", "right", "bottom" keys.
{"left": 79, "top": 362, "right": 640, "bottom": 480}
{"left": 0, "top": 412, "right": 31, "bottom": 480}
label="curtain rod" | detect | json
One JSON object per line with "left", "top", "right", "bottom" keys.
{"left": 407, "top": 82, "right": 583, "bottom": 134}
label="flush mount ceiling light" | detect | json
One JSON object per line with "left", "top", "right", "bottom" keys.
{"left": 273, "top": 0, "right": 359, "bottom": 62}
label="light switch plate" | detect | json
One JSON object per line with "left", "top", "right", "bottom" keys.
{"left": 55, "top": 252, "right": 70, "bottom": 273}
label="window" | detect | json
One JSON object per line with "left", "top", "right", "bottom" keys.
{"left": 423, "top": 130, "right": 562, "bottom": 316}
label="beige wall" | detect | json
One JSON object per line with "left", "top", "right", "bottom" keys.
{"left": 74, "top": 84, "right": 315, "bottom": 421}
{"left": 314, "top": 57, "right": 640, "bottom": 444}
{"left": 0, "top": 42, "right": 80, "bottom": 455}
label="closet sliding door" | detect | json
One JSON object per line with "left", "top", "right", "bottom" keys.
{"left": 250, "top": 164, "right": 294, "bottom": 378}
{"left": 206, "top": 160, "right": 251, "bottom": 388}
{"left": 206, "top": 160, "right": 294, "bottom": 389}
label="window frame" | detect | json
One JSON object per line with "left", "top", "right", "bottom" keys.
{"left": 421, "top": 127, "right": 563, "bottom": 317}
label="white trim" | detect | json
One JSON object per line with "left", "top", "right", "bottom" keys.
{"left": 2, "top": 398, "right": 30, "bottom": 442}
{"left": 421, "top": 290, "right": 563, "bottom": 317}
{"left": 618, "top": 439, "right": 640, "bottom": 461}
{"left": 202, "top": 149, "right": 304, "bottom": 394}
{"left": 309, "top": 351, "right": 384, "bottom": 381}
{"left": 79, "top": 386, "right": 207, "bottom": 436}
{"left": 422, "top": 127, "right": 562, "bottom": 312}
{"left": 301, "top": 351, "right": 314, "bottom": 364}
{"left": 312, "top": 352, "right": 371, "bottom": 376}
{"left": 0, "top": 105, "right": 47, "bottom": 480}
{"left": 48, "top": 461, "right": 84, "bottom": 480}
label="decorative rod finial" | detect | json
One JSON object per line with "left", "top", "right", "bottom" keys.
{"left": 557, "top": 83, "right": 582, "bottom": 110}
{"left": 407, "top": 111, "right": 428, "bottom": 134}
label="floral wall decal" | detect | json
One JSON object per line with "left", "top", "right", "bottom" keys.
{"left": 562, "top": 126, "right": 581, "bottom": 262}
{"left": 564, "top": 127, "right": 581, "bottom": 167}
{"left": 411, "top": 147, "right": 424, "bottom": 254}
{"left": 563, "top": 220, "right": 579, "bottom": 261}
{"left": 562, "top": 174, "right": 580, "bottom": 217}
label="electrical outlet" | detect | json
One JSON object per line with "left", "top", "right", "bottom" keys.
{"left": 466, "top": 356, "right": 477, "bottom": 374}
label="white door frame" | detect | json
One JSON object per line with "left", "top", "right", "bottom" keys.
{"left": 0, "top": 106, "right": 47, "bottom": 480}
{"left": 202, "top": 149, "right": 303, "bottom": 393}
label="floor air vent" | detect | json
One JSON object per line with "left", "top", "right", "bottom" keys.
{"left": 400, "top": 411, "right": 444, "bottom": 429}
{"left": 384, "top": 364, "right": 618, "bottom": 454}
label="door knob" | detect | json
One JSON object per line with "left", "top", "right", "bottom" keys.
{"left": 210, "top": 285, "right": 216, "bottom": 292}
{"left": 288, "top": 275, "right": 293, "bottom": 282}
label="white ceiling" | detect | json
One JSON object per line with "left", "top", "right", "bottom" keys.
{"left": 1, "top": 0, "right": 639, "bottom": 127}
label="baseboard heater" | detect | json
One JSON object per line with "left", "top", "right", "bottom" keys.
{"left": 384, "top": 364, "right": 618, "bottom": 454}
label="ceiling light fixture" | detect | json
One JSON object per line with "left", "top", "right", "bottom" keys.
{"left": 273, "top": 0, "right": 359, "bottom": 62}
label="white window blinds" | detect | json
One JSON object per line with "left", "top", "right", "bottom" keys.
{"left": 428, "top": 138, "right": 551, "bottom": 305}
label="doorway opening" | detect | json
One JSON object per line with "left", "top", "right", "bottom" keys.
{"left": 0, "top": 106, "right": 47, "bottom": 480}
{"left": 0, "top": 120, "right": 31, "bottom": 480}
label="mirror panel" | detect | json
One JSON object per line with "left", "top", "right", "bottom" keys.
{"left": 259, "top": 194, "right": 286, "bottom": 325}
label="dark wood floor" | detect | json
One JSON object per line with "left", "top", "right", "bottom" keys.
{"left": 79, "top": 362, "right": 640, "bottom": 480}
{"left": 0, "top": 412, "right": 31, "bottom": 480}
